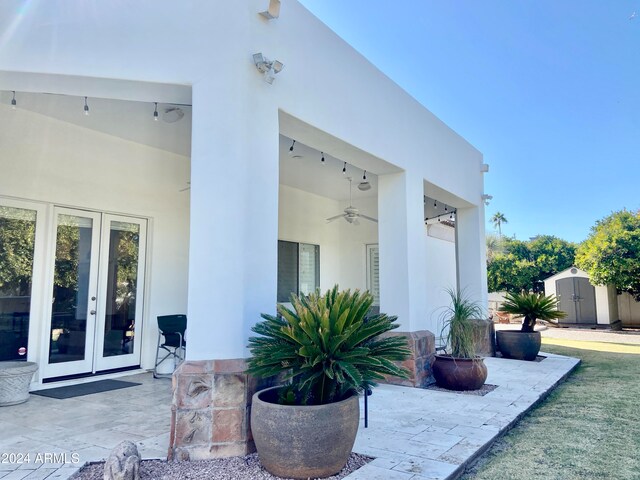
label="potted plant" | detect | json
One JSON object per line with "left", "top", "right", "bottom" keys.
{"left": 247, "top": 286, "right": 410, "bottom": 479}
{"left": 432, "top": 289, "right": 488, "bottom": 391}
{"left": 496, "top": 292, "right": 566, "bottom": 361}
{"left": 0, "top": 361, "right": 38, "bottom": 406}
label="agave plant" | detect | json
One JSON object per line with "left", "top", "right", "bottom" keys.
{"left": 247, "top": 286, "right": 411, "bottom": 405}
{"left": 499, "top": 292, "right": 567, "bottom": 332}
{"left": 439, "top": 288, "right": 484, "bottom": 359}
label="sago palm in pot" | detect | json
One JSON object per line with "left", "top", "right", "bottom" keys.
{"left": 247, "top": 286, "right": 410, "bottom": 479}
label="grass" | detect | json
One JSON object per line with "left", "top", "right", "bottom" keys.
{"left": 461, "top": 339, "right": 640, "bottom": 480}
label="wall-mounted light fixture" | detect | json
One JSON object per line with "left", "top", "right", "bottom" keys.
{"left": 480, "top": 163, "right": 490, "bottom": 173}
{"left": 11, "top": 91, "right": 17, "bottom": 110}
{"left": 83, "top": 96, "right": 90, "bottom": 116}
{"left": 481, "top": 194, "right": 493, "bottom": 206}
{"left": 259, "top": 0, "right": 281, "bottom": 19}
{"left": 253, "top": 53, "right": 284, "bottom": 85}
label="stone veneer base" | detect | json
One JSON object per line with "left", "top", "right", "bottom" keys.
{"left": 383, "top": 330, "right": 435, "bottom": 388}
{"left": 169, "top": 359, "right": 273, "bottom": 461}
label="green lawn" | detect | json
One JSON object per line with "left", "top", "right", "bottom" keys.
{"left": 461, "top": 340, "right": 640, "bottom": 480}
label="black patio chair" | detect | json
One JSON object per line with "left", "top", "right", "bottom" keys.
{"left": 153, "top": 314, "right": 187, "bottom": 378}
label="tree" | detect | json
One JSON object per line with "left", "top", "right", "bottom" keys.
{"left": 491, "top": 212, "right": 508, "bottom": 236}
{"left": 485, "top": 233, "right": 504, "bottom": 263}
{"left": 487, "top": 235, "right": 576, "bottom": 293}
{"left": 576, "top": 210, "right": 640, "bottom": 301}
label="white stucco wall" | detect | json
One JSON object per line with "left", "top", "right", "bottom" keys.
{"left": 0, "top": 104, "right": 190, "bottom": 376}
{"left": 0, "top": 0, "right": 486, "bottom": 360}
{"left": 425, "top": 224, "right": 457, "bottom": 337}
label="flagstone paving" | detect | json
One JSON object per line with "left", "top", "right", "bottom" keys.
{"left": 0, "top": 352, "right": 579, "bottom": 480}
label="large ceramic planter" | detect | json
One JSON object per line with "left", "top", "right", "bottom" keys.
{"left": 0, "top": 361, "right": 38, "bottom": 406}
{"left": 432, "top": 355, "right": 488, "bottom": 391}
{"left": 496, "top": 330, "right": 541, "bottom": 361}
{"left": 251, "top": 386, "right": 359, "bottom": 479}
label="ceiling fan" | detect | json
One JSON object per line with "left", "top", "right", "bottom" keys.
{"left": 326, "top": 177, "right": 378, "bottom": 225}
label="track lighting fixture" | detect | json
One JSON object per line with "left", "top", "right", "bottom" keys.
{"left": 450, "top": 213, "right": 454, "bottom": 220}
{"left": 433, "top": 200, "right": 437, "bottom": 209}
{"left": 153, "top": 102, "right": 159, "bottom": 121}
{"left": 358, "top": 170, "right": 371, "bottom": 191}
{"left": 342, "top": 162, "right": 347, "bottom": 174}
{"left": 83, "top": 96, "right": 90, "bottom": 116}
{"left": 11, "top": 91, "right": 16, "bottom": 110}
{"left": 289, "top": 139, "right": 295, "bottom": 153}
{"left": 321, "top": 152, "right": 325, "bottom": 164}
{"left": 444, "top": 205, "right": 448, "bottom": 212}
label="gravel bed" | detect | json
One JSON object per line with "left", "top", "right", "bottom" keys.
{"left": 426, "top": 383, "right": 498, "bottom": 396}
{"left": 70, "top": 452, "right": 372, "bottom": 480}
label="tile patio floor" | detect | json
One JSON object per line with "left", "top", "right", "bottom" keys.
{"left": 0, "top": 352, "right": 579, "bottom": 480}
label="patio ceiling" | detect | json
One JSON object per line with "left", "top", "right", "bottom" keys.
{"left": 0, "top": 90, "right": 192, "bottom": 157}
{"left": 279, "top": 135, "right": 378, "bottom": 202}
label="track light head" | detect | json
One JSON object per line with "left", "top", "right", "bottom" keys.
{"left": 153, "top": 102, "right": 159, "bottom": 121}
{"left": 83, "top": 96, "right": 90, "bottom": 116}
{"left": 11, "top": 91, "right": 16, "bottom": 110}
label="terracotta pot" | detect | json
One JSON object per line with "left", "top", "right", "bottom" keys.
{"left": 496, "top": 330, "right": 541, "bottom": 361}
{"left": 251, "top": 386, "right": 359, "bottom": 479}
{"left": 432, "top": 355, "right": 487, "bottom": 391}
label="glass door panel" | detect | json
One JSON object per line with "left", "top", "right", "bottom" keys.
{"left": 95, "top": 215, "right": 146, "bottom": 371}
{"left": 43, "top": 209, "right": 101, "bottom": 378}
{"left": 0, "top": 206, "right": 37, "bottom": 361}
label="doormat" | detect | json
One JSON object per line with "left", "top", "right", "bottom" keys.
{"left": 32, "top": 379, "right": 141, "bottom": 399}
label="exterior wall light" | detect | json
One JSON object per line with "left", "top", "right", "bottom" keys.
{"left": 481, "top": 194, "right": 493, "bottom": 206}
{"left": 480, "top": 163, "right": 490, "bottom": 173}
{"left": 253, "top": 53, "right": 284, "bottom": 84}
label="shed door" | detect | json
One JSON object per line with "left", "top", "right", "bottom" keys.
{"left": 556, "top": 277, "right": 597, "bottom": 324}
{"left": 574, "top": 277, "right": 597, "bottom": 324}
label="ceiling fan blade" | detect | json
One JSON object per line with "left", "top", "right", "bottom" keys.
{"left": 326, "top": 214, "right": 345, "bottom": 223}
{"left": 360, "top": 214, "right": 378, "bottom": 223}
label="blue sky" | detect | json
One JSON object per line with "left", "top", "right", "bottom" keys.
{"left": 299, "top": 1, "right": 640, "bottom": 243}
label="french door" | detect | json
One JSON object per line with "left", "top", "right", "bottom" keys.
{"left": 43, "top": 208, "right": 147, "bottom": 379}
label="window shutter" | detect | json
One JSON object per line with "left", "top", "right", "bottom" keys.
{"left": 277, "top": 241, "right": 298, "bottom": 302}
{"left": 368, "top": 245, "right": 380, "bottom": 306}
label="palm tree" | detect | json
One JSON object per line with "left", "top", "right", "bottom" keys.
{"left": 485, "top": 233, "right": 503, "bottom": 263}
{"left": 491, "top": 212, "right": 508, "bottom": 236}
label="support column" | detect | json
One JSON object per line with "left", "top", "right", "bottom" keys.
{"left": 170, "top": 78, "right": 280, "bottom": 460}
{"left": 455, "top": 205, "right": 488, "bottom": 309}
{"left": 377, "top": 171, "right": 433, "bottom": 387}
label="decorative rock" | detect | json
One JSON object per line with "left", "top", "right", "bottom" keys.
{"left": 103, "top": 441, "right": 141, "bottom": 480}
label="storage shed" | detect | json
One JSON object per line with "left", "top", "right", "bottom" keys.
{"left": 544, "top": 267, "right": 619, "bottom": 327}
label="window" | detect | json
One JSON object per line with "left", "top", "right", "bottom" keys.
{"left": 0, "top": 205, "right": 38, "bottom": 361}
{"left": 277, "top": 241, "right": 320, "bottom": 302}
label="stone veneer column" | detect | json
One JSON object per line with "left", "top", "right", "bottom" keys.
{"left": 383, "top": 330, "right": 435, "bottom": 388}
{"left": 168, "top": 359, "right": 271, "bottom": 461}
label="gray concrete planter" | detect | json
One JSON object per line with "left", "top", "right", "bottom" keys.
{"left": 496, "top": 330, "right": 541, "bottom": 361}
{"left": 251, "top": 386, "right": 360, "bottom": 479}
{"left": 0, "top": 361, "right": 38, "bottom": 406}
